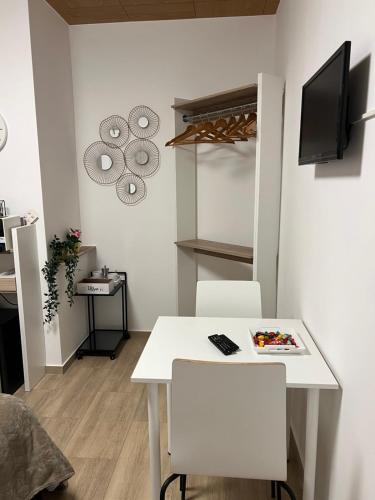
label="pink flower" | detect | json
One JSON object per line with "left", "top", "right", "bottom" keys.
{"left": 70, "top": 229, "right": 81, "bottom": 239}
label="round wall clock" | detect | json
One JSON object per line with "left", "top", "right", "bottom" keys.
{"left": 0, "top": 114, "right": 8, "bottom": 151}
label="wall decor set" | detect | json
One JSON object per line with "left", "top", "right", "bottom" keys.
{"left": 83, "top": 105, "right": 160, "bottom": 205}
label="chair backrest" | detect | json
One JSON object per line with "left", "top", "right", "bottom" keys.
{"left": 170, "top": 359, "right": 287, "bottom": 481}
{"left": 195, "top": 280, "right": 262, "bottom": 318}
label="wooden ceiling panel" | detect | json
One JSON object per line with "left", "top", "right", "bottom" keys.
{"left": 123, "top": 2, "right": 196, "bottom": 21}
{"left": 195, "top": 0, "right": 267, "bottom": 18}
{"left": 46, "top": 0, "right": 279, "bottom": 24}
{"left": 120, "top": 0, "right": 191, "bottom": 5}
{"left": 65, "top": 0, "right": 121, "bottom": 7}
{"left": 68, "top": 7, "right": 128, "bottom": 24}
{"left": 263, "top": 0, "right": 280, "bottom": 15}
{"left": 47, "top": 0, "right": 128, "bottom": 24}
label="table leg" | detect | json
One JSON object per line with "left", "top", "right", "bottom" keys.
{"left": 148, "top": 384, "right": 161, "bottom": 500}
{"left": 286, "top": 389, "right": 291, "bottom": 459}
{"left": 167, "top": 383, "right": 171, "bottom": 454}
{"left": 303, "top": 388, "right": 320, "bottom": 500}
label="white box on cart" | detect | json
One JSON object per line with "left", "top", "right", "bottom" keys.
{"left": 77, "top": 278, "right": 115, "bottom": 295}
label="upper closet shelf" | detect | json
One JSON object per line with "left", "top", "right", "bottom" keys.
{"left": 172, "top": 84, "right": 258, "bottom": 115}
{"left": 175, "top": 239, "right": 253, "bottom": 264}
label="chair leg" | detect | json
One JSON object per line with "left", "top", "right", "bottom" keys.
{"left": 160, "top": 473, "right": 180, "bottom": 500}
{"left": 271, "top": 480, "right": 276, "bottom": 498}
{"left": 278, "top": 481, "right": 297, "bottom": 500}
{"left": 277, "top": 482, "right": 281, "bottom": 500}
{"left": 180, "top": 474, "right": 187, "bottom": 500}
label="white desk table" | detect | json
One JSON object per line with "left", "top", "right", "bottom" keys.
{"left": 131, "top": 316, "right": 338, "bottom": 500}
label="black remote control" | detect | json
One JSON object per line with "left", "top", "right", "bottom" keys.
{"left": 208, "top": 334, "right": 240, "bottom": 355}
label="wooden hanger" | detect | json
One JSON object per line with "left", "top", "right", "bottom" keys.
{"left": 166, "top": 120, "right": 234, "bottom": 146}
{"left": 225, "top": 113, "right": 247, "bottom": 137}
{"left": 194, "top": 119, "right": 235, "bottom": 144}
{"left": 165, "top": 111, "right": 256, "bottom": 147}
{"left": 243, "top": 117, "right": 257, "bottom": 138}
{"left": 165, "top": 124, "right": 201, "bottom": 146}
{"left": 235, "top": 112, "right": 256, "bottom": 139}
{"left": 224, "top": 113, "right": 256, "bottom": 140}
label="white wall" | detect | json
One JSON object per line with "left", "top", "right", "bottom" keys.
{"left": 276, "top": 1, "right": 375, "bottom": 499}
{"left": 0, "top": 0, "right": 45, "bottom": 231}
{"left": 70, "top": 16, "right": 275, "bottom": 330}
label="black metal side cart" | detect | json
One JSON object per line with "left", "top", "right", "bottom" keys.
{"left": 76, "top": 271, "right": 129, "bottom": 360}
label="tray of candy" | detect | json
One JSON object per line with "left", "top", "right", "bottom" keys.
{"left": 250, "top": 328, "right": 306, "bottom": 354}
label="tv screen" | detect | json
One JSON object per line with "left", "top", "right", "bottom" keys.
{"left": 299, "top": 41, "right": 351, "bottom": 165}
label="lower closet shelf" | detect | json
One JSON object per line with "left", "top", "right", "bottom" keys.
{"left": 175, "top": 239, "right": 253, "bottom": 264}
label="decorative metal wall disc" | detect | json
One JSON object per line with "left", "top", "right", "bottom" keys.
{"left": 116, "top": 173, "right": 146, "bottom": 205}
{"left": 124, "top": 139, "right": 159, "bottom": 177}
{"left": 128, "top": 105, "right": 160, "bottom": 139}
{"left": 83, "top": 141, "right": 125, "bottom": 185}
{"left": 99, "top": 115, "right": 129, "bottom": 148}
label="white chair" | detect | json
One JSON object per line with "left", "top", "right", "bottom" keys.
{"left": 166, "top": 280, "right": 262, "bottom": 454}
{"left": 161, "top": 359, "right": 296, "bottom": 500}
{"left": 195, "top": 280, "right": 262, "bottom": 318}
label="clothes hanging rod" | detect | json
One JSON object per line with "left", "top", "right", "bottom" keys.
{"left": 183, "top": 102, "right": 257, "bottom": 123}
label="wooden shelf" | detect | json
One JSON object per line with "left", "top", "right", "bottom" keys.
{"left": 175, "top": 239, "right": 253, "bottom": 264}
{"left": 172, "top": 84, "right": 257, "bottom": 115}
{"left": 1, "top": 245, "right": 95, "bottom": 258}
{"left": 0, "top": 277, "right": 16, "bottom": 293}
{"left": 78, "top": 245, "right": 96, "bottom": 257}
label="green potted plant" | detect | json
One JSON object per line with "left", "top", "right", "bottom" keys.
{"left": 42, "top": 229, "right": 82, "bottom": 323}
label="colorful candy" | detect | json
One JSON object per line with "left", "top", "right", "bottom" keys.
{"left": 253, "top": 331, "right": 298, "bottom": 348}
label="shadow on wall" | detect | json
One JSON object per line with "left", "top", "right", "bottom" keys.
{"left": 315, "top": 388, "right": 343, "bottom": 500}
{"left": 346, "top": 454, "right": 364, "bottom": 500}
{"left": 291, "top": 371, "right": 343, "bottom": 500}
{"left": 315, "top": 54, "right": 371, "bottom": 179}
{"left": 197, "top": 254, "right": 253, "bottom": 281}
{"left": 197, "top": 141, "right": 256, "bottom": 180}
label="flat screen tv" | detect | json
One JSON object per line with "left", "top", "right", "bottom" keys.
{"left": 299, "top": 41, "right": 351, "bottom": 165}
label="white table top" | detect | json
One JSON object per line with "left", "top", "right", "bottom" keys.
{"left": 131, "top": 317, "right": 339, "bottom": 390}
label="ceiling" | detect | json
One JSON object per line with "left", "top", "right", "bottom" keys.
{"left": 46, "top": 0, "right": 280, "bottom": 25}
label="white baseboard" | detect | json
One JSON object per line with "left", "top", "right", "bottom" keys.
{"left": 45, "top": 330, "right": 151, "bottom": 373}
{"left": 45, "top": 350, "right": 76, "bottom": 374}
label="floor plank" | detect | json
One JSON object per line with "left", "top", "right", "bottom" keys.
{"left": 43, "top": 458, "right": 116, "bottom": 500}
{"left": 14, "top": 333, "right": 303, "bottom": 499}
{"left": 39, "top": 416, "right": 80, "bottom": 452}
{"left": 65, "top": 390, "right": 142, "bottom": 460}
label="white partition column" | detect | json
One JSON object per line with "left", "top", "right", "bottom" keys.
{"left": 253, "top": 73, "right": 284, "bottom": 318}
{"left": 12, "top": 224, "right": 45, "bottom": 390}
{"left": 175, "top": 99, "right": 197, "bottom": 316}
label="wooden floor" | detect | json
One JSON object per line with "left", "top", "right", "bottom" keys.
{"left": 17, "top": 333, "right": 303, "bottom": 500}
